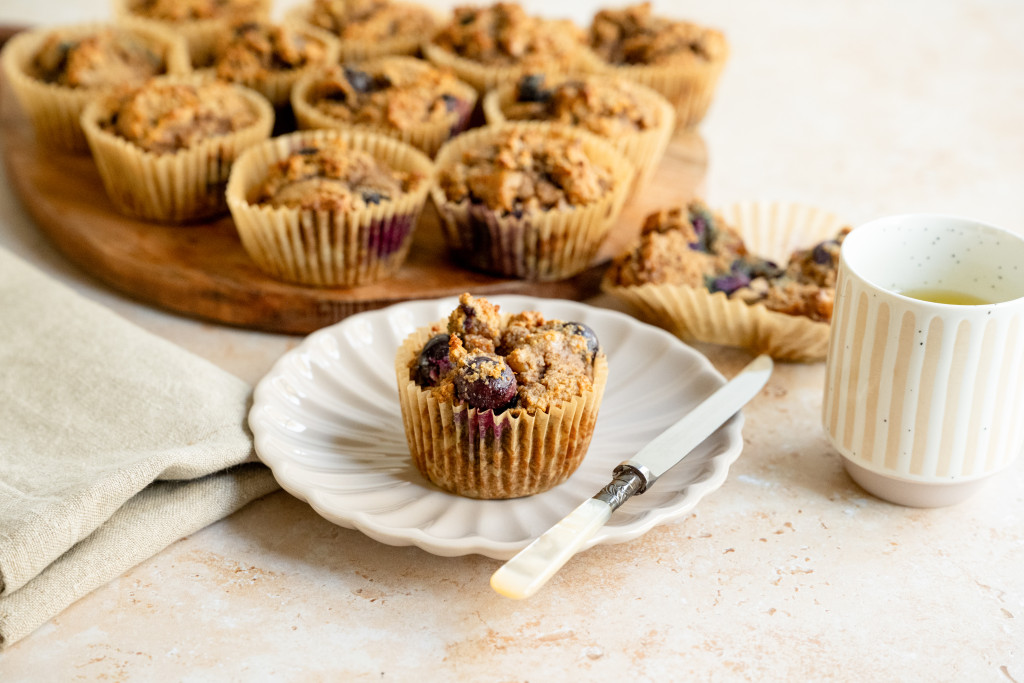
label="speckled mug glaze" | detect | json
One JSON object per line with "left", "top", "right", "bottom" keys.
{"left": 823, "top": 214, "right": 1024, "bottom": 507}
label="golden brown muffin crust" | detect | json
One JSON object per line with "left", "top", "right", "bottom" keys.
{"left": 437, "top": 127, "right": 613, "bottom": 213}
{"left": 306, "top": 59, "right": 468, "bottom": 131}
{"left": 504, "top": 73, "right": 661, "bottom": 137}
{"left": 414, "top": 293, "right": 599, "bottom": 413}
{"left": 590, "top": 2, "right": 727, "bottom": 66}
{"left": 212, "top": 21, "right": 329, "bottom": 79}
{"left": 433, "top": 3, "right": 586, "bottom": 69}
{"left": 251, "top": 137, "right": 424, "bottom": 211}
{"left": 128, "top": 0, "right": 263, "bottom": 21}
{"left": 102, "top": 80, "right": 259, "bottom": 153}
{"left": 31, "top": 29, "right": 167, "bottom": 87}
{"left": 608, "top": 200, "right": 851, "bottom": 322}
{"left": 306, "top": 0, "right": 437, "bottom": 41}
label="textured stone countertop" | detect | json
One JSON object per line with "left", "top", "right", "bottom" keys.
{"left": 1, "top": 1, "right": 1022, "bottom": 680}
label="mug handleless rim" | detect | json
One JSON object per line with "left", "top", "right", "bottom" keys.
{"left": 839, "top": 212, "right": 1024, "bottom": 309}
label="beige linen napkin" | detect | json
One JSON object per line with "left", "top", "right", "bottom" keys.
{"left": 0, "top": 248, "right": 280, "bottom": 647}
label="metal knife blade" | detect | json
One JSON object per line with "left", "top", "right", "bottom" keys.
{"left": 490, "top": 354, "right": 773, "bottom": 600}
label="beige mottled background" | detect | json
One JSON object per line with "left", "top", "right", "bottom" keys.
{"left": 1, "top": 1, "right": 1022, "bottom": 680}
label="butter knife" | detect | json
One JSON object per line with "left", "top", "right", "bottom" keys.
{"left": 490, "top": 354, "right": 773, "bottom": 599}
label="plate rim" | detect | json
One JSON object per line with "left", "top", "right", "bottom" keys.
{"left": 249, "top": 294, "right": 746, "bottom": 559}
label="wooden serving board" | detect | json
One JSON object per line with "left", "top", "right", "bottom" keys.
{"left": 0, "top": 59, "right": 706, "bottom": 335}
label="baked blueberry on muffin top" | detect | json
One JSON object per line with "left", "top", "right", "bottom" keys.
{"left": 412, "top": 293, "right": 602, "bottom": 414}
{"left": 304, "top": 59, "right": 471, "bottom": 132}
{"left": 437, "top": 126, "right": 614, "bottom": 213}
{"left": 606, "top": 199, "right": 851, "bottom": 323}
{"left": 30, "top": 28, "right": 168, "bottom": 87}
{"left": 503, "top": 73, "right": 663, "bottom": 137}
{"left": 249, "top": 136, "right": 425, "bottom": 211}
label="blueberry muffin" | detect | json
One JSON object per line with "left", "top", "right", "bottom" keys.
{"left": 423, "top": 3, "right": 602, "bottom": 93}
{"left": 206, "top": 20, "right": 341, "bottom": 107}
{"left": 226, "top": 128, "right": 435, "bottom": 286}
{"left": 286, "top": 0, "right": 442, "bottom": 61}
{"left": 603, "top": 200, "right": 850, "bottom": 361}
{"left": 0, "top": 22, "right": 190, "bottom": 151}
{"left": 482, "top": 72, "right": 675, "bottom": 185}
{"left": 588, "top": 2, "right": 729, "bottom": 130}
{"left": 113, "top": 0, "right": 272, "bottom": 66}
{"left": 292, "top": 57, "right": 477, "bottom": 156}
{"left": 80, "top": 76, "right": 274, "bottom": 221}
{"left": 432, "top": 122, "right": 634, "bottom": 280}
{"left": 395, "top": 293, "right": 608, "bottom": 498}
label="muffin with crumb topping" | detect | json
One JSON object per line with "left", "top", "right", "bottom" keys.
{"left": 206, "top": 20, "right": 341, "bottom": 107}
{"left": 226, "top": 128, "right": 435, "bottom": 286}
{"left": 603, "top": 200, "right": 850, "bottom": 361}
{"left": 423, "top": 3, "right": 602, "bottom": 93}
{"left": 483, "top": 72, "right": 674, "bottom": 185}
{"left": 432, "top": 122, "right": 634, "bottom": 280}
{"left": 286, "top": 0, "right": 443, "bottom": 61}
{"left": 113, "top": 0, "right": 272, "bottom": 66}
{"left": 0, "top": 22, "right": 190, "bottom": 151}
{"left": 396, "top": 293, "right": 608, "bottom": 498}
{"left": 80, "top": 76, "right": 273, "bottom": 221}
{"left": 588, "top": 2, "right": 728, "bottom": 129}
{"left": 292, "top": 57, "right": 477, "bottom": 156}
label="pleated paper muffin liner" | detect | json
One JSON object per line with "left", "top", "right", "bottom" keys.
{"left": 226, "top": 128, "right": 436, "bottom": 287}
{"left": 112, "top": 0, "right": 272, "bottom": 67}
{"left": 80, "top": 76, "right": 274, "bottom": 223}
{"left": 0, "top": 22, "right": 190, "bottom": 153}
{"left": 284, "top": 3, "right": 444, "bottom": 62}
{"left": 395, "top": 323, "right": 609, "bottom": 499}
{"left": 291, "top": 58, "right": 478, "bottom": 157}
{"left": 422, "top": 42, "right": 605, "bottom": 95}
{"left": 481, "top": 76, "right": 675, "bottom": 187}
{"left": 197, "top": 24, "right": 341, "bottom": 108}
{"left": 432, "top": 122, "right": 635, "bottom": 281}
{"left": 602, "top": 201, "right": 848, "bottom": 362}
{"left": 593, "top": 46, "right": 729, "bottom": 131}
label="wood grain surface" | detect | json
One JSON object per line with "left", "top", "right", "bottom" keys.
{"left": 0, "top": 48, "right": 706, "bottom": 334}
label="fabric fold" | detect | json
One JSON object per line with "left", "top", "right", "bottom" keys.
{"left": 0, "top": 248, "right": 280, "bottom": 647}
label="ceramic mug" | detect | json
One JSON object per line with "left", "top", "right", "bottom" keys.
{"left": 823, "top": 213, "right": 1024, "bottom": 507}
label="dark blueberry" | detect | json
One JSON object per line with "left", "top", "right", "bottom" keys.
{"left": 415, "top": 334, "right": 453, "bottom": 386}
{"left": 687, "top": 206, "right": 716, "bottom": 251}
{"left": 733, "top": 257, "right": 782, "bottom": 280}
{"left": 296, "top": 146, "right": 319, "bottom": 155}
{"left": 812, "top": 240, "right": 838, "bottom": 265}
{"left": 441, "top": 93, "right": 460, "bottom": 112}
{"left": 344, "top": 66, "right": 372, "bottom": 93}
{"left": 362, "top": 190, "right": 385, "bottom": 205}
{"left": 455, "top": 356, "right": 517, "bottom": 412}
{"left": 706, "top": 261, "right": 755, "bottom": 294}
{"left": 459, "top": 11, "right": 476, "bottom": 25}
{"left": 517, "top": 74, "right": 551, "bottom": 103}
{"left": 707, "top": 273, "right": 751, "bottom": 295}
{"left": 562, "top": 322, "right": 600, "bottom": 361}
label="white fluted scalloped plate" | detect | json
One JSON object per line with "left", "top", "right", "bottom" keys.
{"left": 250, "top": 295, "right": 745, "bottom": 559}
